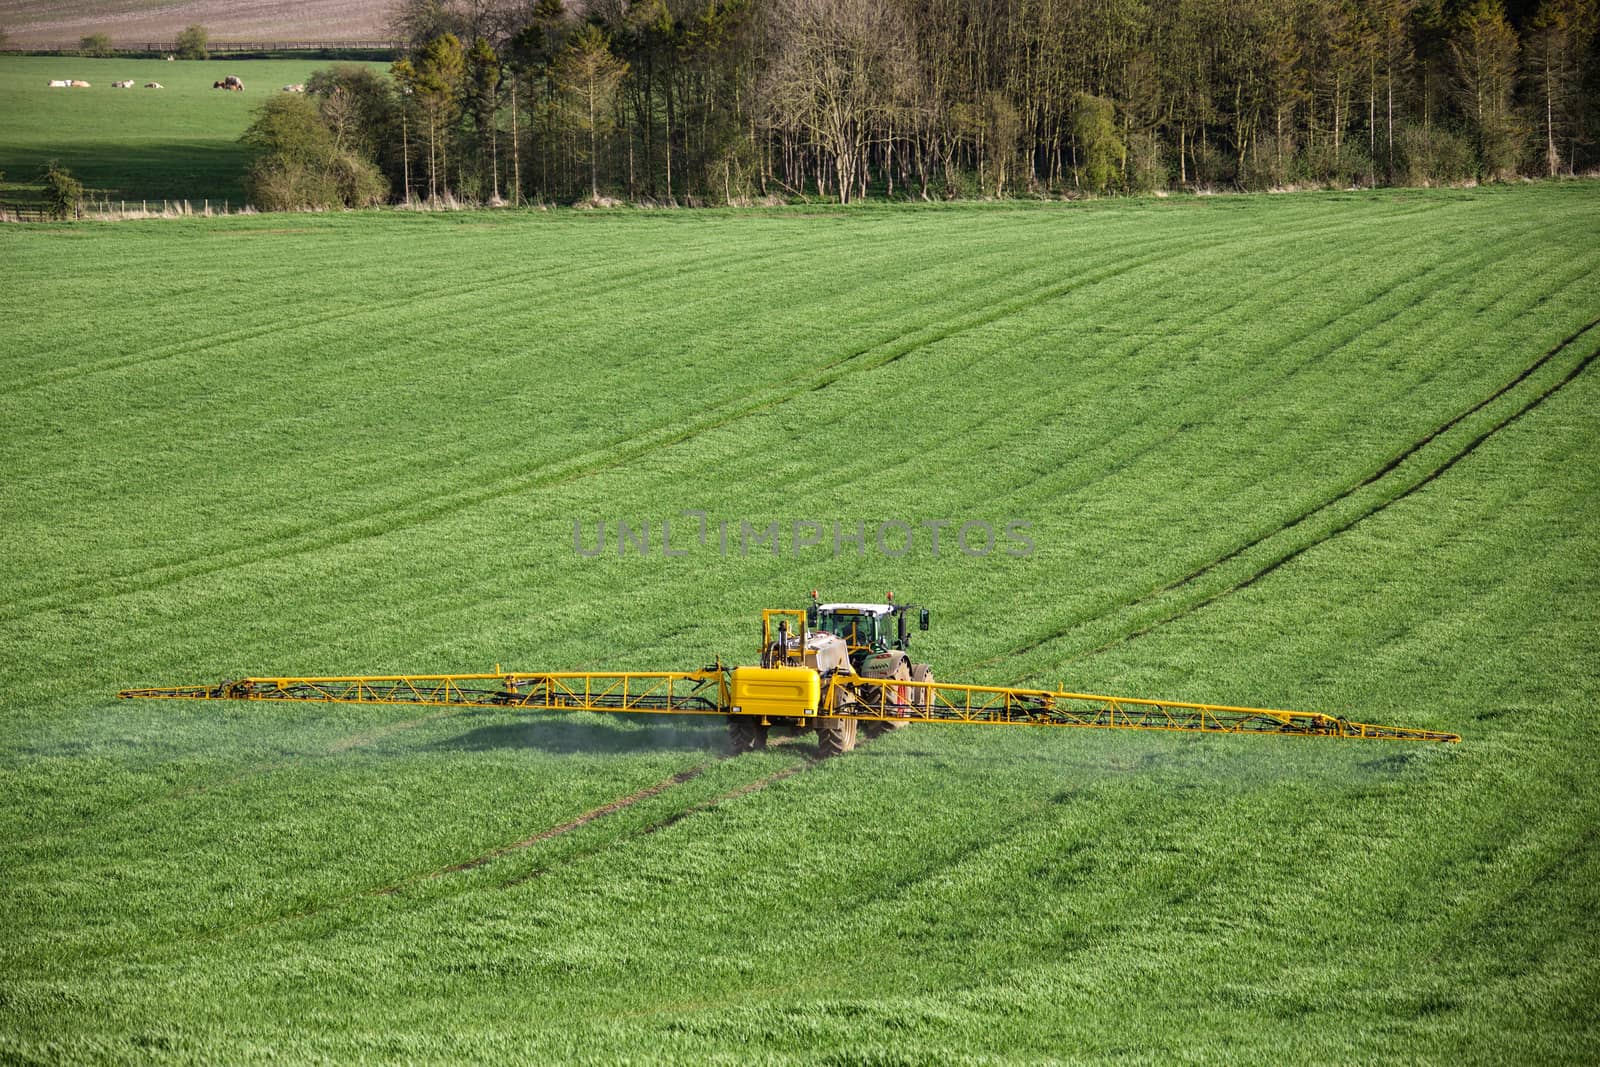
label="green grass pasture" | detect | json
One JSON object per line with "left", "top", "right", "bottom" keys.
{"left": 0, "top": 57, "right": 386, "bottom": 206}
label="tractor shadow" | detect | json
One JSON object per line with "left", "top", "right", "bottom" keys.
{"left": 433, "top": 714, "right": 726, "bottom": 756}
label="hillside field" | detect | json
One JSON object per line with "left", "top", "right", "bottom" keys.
{"left": 0, "top": 0, "right": 392, "bottom": 48}
{"left": 1, "top": 187, "right": 1598, "bottom": 1062}
{"left": 0, "top": 57, "right": 386, "bottom": 207}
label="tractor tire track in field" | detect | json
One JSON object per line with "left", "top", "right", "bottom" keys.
{"left": 35, "top": 759, "right": 727, "bottom": 962}
{"left": 1152, "top": 313, "right": 1600, "bottom": 600}
{"left": 0, "top": 226, "right": 1192, "bottom": 623}
{"left": 952, "top": 207, "right": 1561, "bottom": 527}
{"left": 423, "top": 764, "right": 714, "bottom": 881}
{"left": 1219, "top": 345, "right": 1599, "bottom": 594}
{"left": 951, "top": 217, "right": 1578, "bottom": 678}
{"left": 802, "top": 195, "right": 1528, "bottom": 556}
{"left": 858, "top": 198, "right": 1490, "bottom": 495}
{"left": 2, "top": 206, "right": 1057, "bottom": 398}
{"left": 497, "top": 763, "right": 811, "bottom": 890}
{"left": 2, "top": 202, "right": 1439, "bottom": 624}
{"left": 1001, "top": 324, "right": 1600, "bottom": 679}
{"left": 7, "top": 704, "right": 490, "bottom": 863}
{"left": 429, "top": 735, "right": 816, "bottom": 890}
{"left": 127, "top": 750, "right": 816, "bottom": 957}
{"left": 1004, "top": 248, "right": 1597, "bottom": 616}
{"left": 0, "top": 235, "right": 811, "bottom": 398}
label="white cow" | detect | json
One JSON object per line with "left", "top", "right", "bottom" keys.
{"left": 114, "top": 80, "right": 135, "bottom": 88}
{"left": 48, "top": 80, "right": 70, "bottom": 87}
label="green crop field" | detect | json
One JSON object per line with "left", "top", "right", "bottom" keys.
{"left": 0, "top": 57, "right": 387, "bottom": 207}
{"left": 2, "top": 187, "right": 1598, "bottom": 1063}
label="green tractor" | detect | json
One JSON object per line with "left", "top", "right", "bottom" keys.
{"left": 730, "top": 594, "right": 934, "bottom": 757}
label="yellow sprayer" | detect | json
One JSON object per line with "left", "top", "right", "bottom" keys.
{"left": 119, "top": 593, "right": 1460, "bottom": 752}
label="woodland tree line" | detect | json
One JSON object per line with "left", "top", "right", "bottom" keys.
{"left": 242, "top": 0, "right": 1600, "bottom": 209}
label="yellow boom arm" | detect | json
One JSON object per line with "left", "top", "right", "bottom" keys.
{"left": 118, "top": 667, "right": 1458, "bottom": 743}
{"left": 828, "top": 675, "right": 1458, "bottom": 742}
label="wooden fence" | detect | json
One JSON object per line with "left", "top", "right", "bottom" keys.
{"left": 0, "top": 203, "right": 52, "bottom": 223}
{"left": 1, "top": 198, "right": 243, "bottom": 223}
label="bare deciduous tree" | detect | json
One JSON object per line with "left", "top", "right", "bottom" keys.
{"left": 765, "top": 0, "right": 913, "bottom": 203}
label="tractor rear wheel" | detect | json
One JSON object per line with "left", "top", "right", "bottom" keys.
{"left": 863, "top": 660, "right": 913, "bottom": 739}
{"left": 911, "top": 664, "right": 935, "bottom": 714}
{"left": 815, "top": 715, "right": 857, "bottom": 757}
{"left": 728, "top": 717, "right": 769, "bottom": 754}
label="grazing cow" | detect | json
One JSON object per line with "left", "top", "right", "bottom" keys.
{"left": 145, "top": 82, "right": 163, "bottom": 89}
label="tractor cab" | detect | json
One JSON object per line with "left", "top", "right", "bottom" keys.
{"left": 811, "top": 603, "right": 895, "bottom": 651}
{"left": 807, "top": 594, "right": 930, "bottom": 664}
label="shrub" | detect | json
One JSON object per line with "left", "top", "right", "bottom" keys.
{"left": 242, "top": 95, "right": 388, "bottom": 211}
{"left": 1303, "top": 141, "right": 1376, "bottom": 187}
{"left": 1070, "top": 92, "right": 1124, "bottom": 194}
{"left": 1124, "top": 130, "right": 1168, "bottom": 194}
{"left": 41, "top": 162, "right": 83, "bottom": 220}
{"left": 247, "top": 159, "right": 342, "bottom": 212}
{"left": 326, "top": 151, "right": 389, "bottom": 207}
{"left": 1236, "top": 152, "right": 1277, "bottom": 191}
{"left": 175, "top": 24, "right": 208, "bottom": 60}
{"left": 79, "top": 33, "right": 113, "bottom": 57}
{"left": 305, "top": 64, "right": 399, "bottom": 162}
{"left": 1185, "top": 138, "right": 1228, "bottom": 188}
{"left": 1395, "top": 124, "right": 1479, "bottom": 186}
